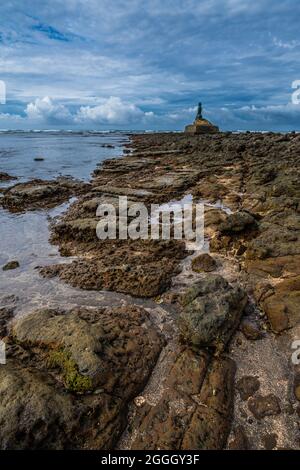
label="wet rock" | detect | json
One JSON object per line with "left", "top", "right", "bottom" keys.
{"left": 0, "top": 362, "right": 79, "bottom": 449}
{"left": 12, "top": 305, "right": 164, "bottom": 394}
{"left": 235, "top": 244, "right": 247, "bottom": 256}
{"left": 138, "top": 171, "right": 198, "bottom": 193}
{"left": 0, "top": 305, "right": 164, "bottom": 449}
{"left": 2, "top": 261, "right": 19, "bottom": 271}
{"left": 54, "top": 217, "right": 99, "bottom": 242}
{"left": 262, "top": 433, "right": 277, "bottom": 450}
{"left": 258, "top": 167, "right": 277, "bottom": 184}
{"left": 40, "top": 257, "right": 180, "bottom": 297}
{"left": 253, "top": 282, "right": 274, "bottom": 304}
{"left": 1, "top": 358, "right": 128, "bottom": 450}
{"left": 245, "top": 221, "right": 300, "bottom": 260}
{"left": 204, "top": 209, "right": 227, "bottom": 235}
{"left": 228, "top": 426, "right": 249, "bottom": 450}
{"left": 0, "top": 172, "right": 17, "bottom": 181}
{"left": 0, "top": 306, "right": 14, "bottom": 337}
{"left": 191, "top": 253, "right": 217, "bottom": 273}
{"left": 93, "top": 157, "right": 157, "bottom": 176}
{"left": 92, "top": 185, "right": 154, "bottom": 199}
{"left": 248, "top": 394, "right": 281, "bottom": 419}
{"left": 236, "top": 376, "right": 260, "bottom": 400}
{"left": 261, "top": 276, "right": 300, "bottom": 332}
{"left": 0, "top": 129, "right": 299, "bottom": 451}
{"left": 245, "top": 255, "right": 300, "bottom": 279}
{"left": 129, "top": 351, "right": 235, "bottom": 450}
{"left": 160, "top": 291, "right": 180, "bottom": 304}
{"left": 294, "top": 373, "right": 300, "bottom": 401}
{"left": 178, "top": 275, "right": 247, "bottom": 351}
{"left": 180, "top": 274, "right": 228, "bottom": 305}
{"left": 219, "top": 211, "right": 256, "bottom": 233}
{"left": 1, "top": 178, "right": 89, "bottom": 212}
{"left": 262, "top": 296, "right": 289, "bottom": 332}
{"left": 240, "top": 318, "right": 263, "bottom": 340}
{"left": 42, "top": 221, "right": 187, "bottom": 297}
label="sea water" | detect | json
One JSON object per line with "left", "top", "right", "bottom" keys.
{"left": 0, "top": 131, "right": 144, "bottom": 315}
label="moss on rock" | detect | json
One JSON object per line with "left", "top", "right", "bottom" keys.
{"left": 47, "top": 349, "right": 92, "bottom": 394}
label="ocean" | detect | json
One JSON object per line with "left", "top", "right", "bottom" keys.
{"left": 0, "top": 130, "right": 128, "bottom": 187}
{"left": 0, "top": 131, "right": 139, "bottom": 314}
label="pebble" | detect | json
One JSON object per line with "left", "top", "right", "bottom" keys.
{"left": 2, "top": 261, "right": 20, "bottom": 271}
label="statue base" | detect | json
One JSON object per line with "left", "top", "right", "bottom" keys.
{"left": 185, "top": 118, "right": 219, "bottom": 134}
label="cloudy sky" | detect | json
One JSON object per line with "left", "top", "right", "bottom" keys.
{"left": 0, "top": 0, "right": 299, "bottom": 131}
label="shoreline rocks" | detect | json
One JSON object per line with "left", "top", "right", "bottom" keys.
{"left": 2, "top": 260, "right": 19, "bottom": 271}
{"left": 0, "top": 172, "right": 17, "bottom": 181}
{"left": 0, "top": 305, "right": 164, "bottom": 449}
{"left": 191, "top": 253, "right": 217, "bottom": 272}
{"left": 1, "top": 130, "right": 300, "bottom": 449}
{"left": 0, "top": 177, "right": 90, "bottom": 212}
{"left": 127, "top": 351, "right": 236, "bottom": 450}
{"left": 248, "top": 394, "right": 281, "bottom": 420}
{"left": 178, "top": 275, "right": 247, "bottom": 352}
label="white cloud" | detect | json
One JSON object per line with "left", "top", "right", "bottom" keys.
{"left": 207, "top": 102, "right": 300, "bottom": 131}
{"left": 166, "top": 106, "right": 197, "bottom": 121}
{"left": 1, "top": 98, "right": 300, "bottom": 131}
{"left": 239, "top": 102, "right": 300, "bottom": 117}
{"left": 20, "top": 95, "right": 157, "bottom": 127}
{"left": 1, "top": 0, "right": 300, "bottom": 134}
{"left": 75, "top": 96, "right": 151, "bottom": 124}
{"left": 0, "top": 113, "right": 23, "bottom": 122}
{"left": 272, "top": 36, "right": 300, "bottom": 49}
{"left": 25, "top": 96, "right": 72, "bottom": 123}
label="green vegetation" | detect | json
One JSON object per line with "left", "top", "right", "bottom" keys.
{"left": 47, "top": 349, "right": 92, "bottom": 394}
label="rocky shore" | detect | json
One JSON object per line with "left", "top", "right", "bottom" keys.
{"left": 0, "top": 131, "right": 300, "bottom": 449}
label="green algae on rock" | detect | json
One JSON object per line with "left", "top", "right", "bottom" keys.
{"left": 47, "top": 349, "right": 93, "bottom": 393}
{"left": 0, "top": 305, "right": 164, "bottom": 449}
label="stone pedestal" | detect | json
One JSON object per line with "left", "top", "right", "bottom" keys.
{"left": 185, "top": 118, "right": 219, "bottom": 134}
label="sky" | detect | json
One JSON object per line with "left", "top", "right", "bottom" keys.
{"left": 0, "top": 0, "right": 300, "bottom": 131}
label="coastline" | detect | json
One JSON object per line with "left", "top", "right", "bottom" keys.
{"left": 0, "top": 131, "right": 300, "bottom": 449}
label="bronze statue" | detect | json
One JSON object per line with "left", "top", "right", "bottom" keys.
{"left": 196, "top": 102, "right": 202, "bottom": 120}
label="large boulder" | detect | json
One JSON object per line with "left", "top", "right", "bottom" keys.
{"left": 219, "top": 211, "right": 256, "bottom": 233}
{"left": 12, "top": 306, "right": 164, "bottom": 394}
{"left": 260, "top": 276, "right": 300, "bottom": 332}
{"left": 191, "top": 253, "right": 217, "bottom": 272}
{"left": 0, "top": 172, "right": 17, "bottom": 181}
{"left": 0, "top": 363, "right": 77, "bottom": 450}
{"left": 0, "top": 305, "right": 164, "bottom": 449}
{"left": 1, "top": 178, "right": 88, "bottom": 211}
{"left": 178, "top": 275, "right": 247, "bottom": 351}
